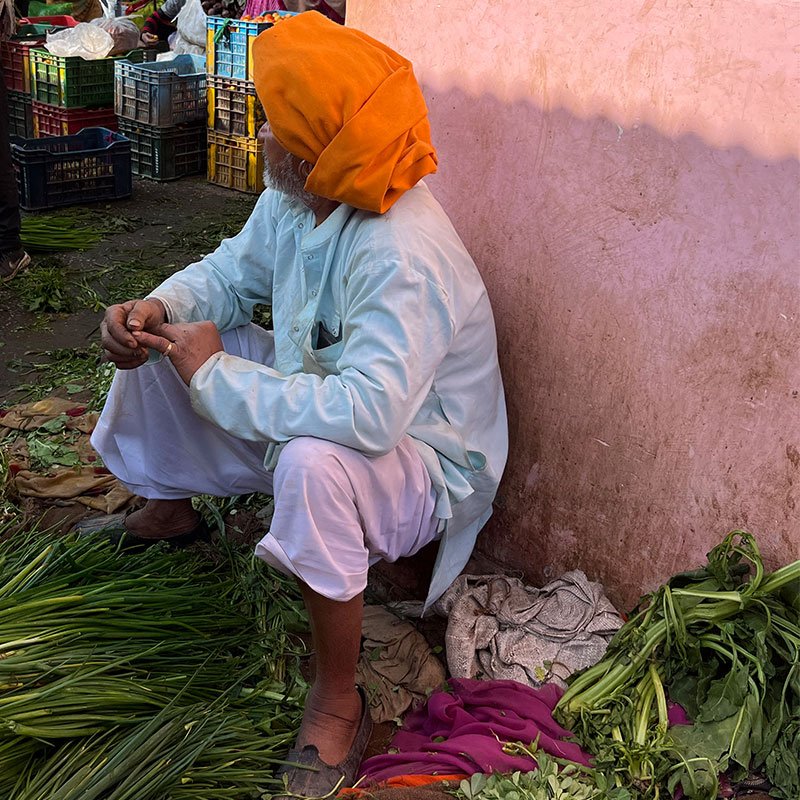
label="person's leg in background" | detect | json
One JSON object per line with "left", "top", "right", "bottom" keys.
{"left": 0, "top": 62, "right": 30, "bottom": 282}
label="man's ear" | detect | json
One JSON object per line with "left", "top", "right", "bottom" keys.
{"left": 299, "top": 160, "right": 313, "bottom": 180}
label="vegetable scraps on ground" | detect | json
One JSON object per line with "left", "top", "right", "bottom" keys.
{"left": 0, "top": 525, "right": 309, "bottom": 799}
{"left": 554, "top": 531, "right": 800, "bottom": 799}
{"left": 455, "top": 749, "right": 633, "bottom": 800}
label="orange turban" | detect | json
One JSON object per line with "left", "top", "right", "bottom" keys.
{"left": 252, "top": 12, "right": 438, "bottom": 214}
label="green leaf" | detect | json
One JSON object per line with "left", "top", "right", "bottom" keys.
{"left": 696, "top": 662, "right": 748, "bottom": 722}
{"left": 26, "top": 437, "right": 82, "bottom": 470}
{"left": 40, "top": 414, "right": 69, "bottom": 434}
{"left": 765, "top": 716, "right": 800, "bottom": 799}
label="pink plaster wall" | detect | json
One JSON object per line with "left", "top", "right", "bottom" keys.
{"left": 349, "top": 0, "right": 799, "bottom": 607}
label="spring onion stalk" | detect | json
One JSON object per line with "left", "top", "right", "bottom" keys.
{"left": 0, "top": 523, "right": 310, "bottom": 799}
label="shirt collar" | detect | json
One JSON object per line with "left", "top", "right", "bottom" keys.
{"left": 281, "top": 192, "right": 357, "bottom": 246}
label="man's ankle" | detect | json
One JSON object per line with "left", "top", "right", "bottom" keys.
{"left": 126, "top": 499, "right": 199, "bottom": 538}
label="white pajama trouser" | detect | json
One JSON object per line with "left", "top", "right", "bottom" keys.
{"left": 90, "top": 324, "right": 442, "bottom": 601}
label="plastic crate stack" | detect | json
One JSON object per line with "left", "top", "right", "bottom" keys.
{"left": 114, "top": 55, "right": 207, "bottom": 181}
{"left": 26, "top": 38, "right": 154, "bottom": 138}
{"left": 205, "top": 15, "right": 272, "bottom": 193}
{"left": 1, "top": 17, "right": 77, "bottom": 139}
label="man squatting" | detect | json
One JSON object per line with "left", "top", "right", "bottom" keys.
{"left": 89, "top": 12, "right": 508, "bottom": 798}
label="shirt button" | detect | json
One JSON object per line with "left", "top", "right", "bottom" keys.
{"left": 306, "top": 254, "right": 313, "bottom": 261}
{"left": 298, "top": 222, "right": 304, "bottom": 229}
{"left": 293, "top": 325, "right": 300, "bottom": 332}
{"left": 310, "top": 290, "right": 317, "bottom": 297}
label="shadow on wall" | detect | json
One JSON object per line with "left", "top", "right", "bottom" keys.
{"left": 419, "top": 86, "right": 799, "bottom": 609}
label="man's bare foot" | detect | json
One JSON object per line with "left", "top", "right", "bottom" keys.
{"left": 125, "top": 499, "right": 200, "bottom": 540}
{"left": 296, "top": 686, "right": 362, "bottom": 766}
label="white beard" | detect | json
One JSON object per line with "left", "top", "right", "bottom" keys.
{"left": 263, "top": 150, "right": 317, "bottom": 207}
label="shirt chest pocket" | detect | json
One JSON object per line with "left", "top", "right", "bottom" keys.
{"left": 315, "top": 319, "right": 341, "bottom": 349}
{"left": 303, "top": 318, "right": 343, "bottom": 377}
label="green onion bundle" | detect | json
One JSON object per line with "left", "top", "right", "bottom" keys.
{"left": 0, "top": 525, "right": 309, "bottom": 799}
{"left": 554, "top": 531, "right": 800, "bottom": 799}
{"left": 20, "top": 214, "right": 105, "bottom": 253}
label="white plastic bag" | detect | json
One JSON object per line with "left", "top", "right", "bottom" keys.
{"left": 91, "top": 17, "right": 141, "bottom": 55}
{"left": 89, "top": 0, "right": 140, "bottom": 56}
{"left": 45, "top": 23, "right": 115, "bottom": 59}
{"left": 175, "top": 0, "right": 207, "bottom": 48}
{"left": 169, "top": 32, "right": 205, "bottom": 55}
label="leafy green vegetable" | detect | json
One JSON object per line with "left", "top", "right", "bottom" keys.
{"left": 555, "top": 531, "right": 800, "bottom": 799}
{"left": 453, "top": 749, "right": 631, "bottom": 800}
{"left": 25, "top": 434, "right": 82, "bottom": 471}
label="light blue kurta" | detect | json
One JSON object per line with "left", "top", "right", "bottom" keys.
{"left": 149, "top": 181, "right": 508, "bottom": 609}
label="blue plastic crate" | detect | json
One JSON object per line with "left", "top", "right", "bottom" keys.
{"left": 206, "top": 15, "right": 289, "bottom": 80}
{"left": 11, "top": 127, "right": 132, "bottom": 211}
{"left": 115, "top": 54, "right": 206, "bottom": 127}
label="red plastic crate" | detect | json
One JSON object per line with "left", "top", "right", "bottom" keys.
{"left": 32, "top": 101, "right": 118, "bottom": 138}
{"left": 0, "top": 39, "right": 41, "bottom": 93}
{"left": 18, "top": 15, "right": 79, "bottom": 26}
{"left": 0, "top": 18, "right": 77, "bottom": 92}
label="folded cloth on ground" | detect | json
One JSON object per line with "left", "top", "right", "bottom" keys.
{"left": 358, "top": 678, "right": 591, "bottom": 783}
{"left": 0, "top": 397, "right": 98, "bottom": 433}
{"left": 1, "top": 397, "right": 134, "bottom": 514}
{"left": 434, "top": 572, "right": 623, "bottom": 688}
{"left": 357, "top": 605, "right": 446, "bottom": 724}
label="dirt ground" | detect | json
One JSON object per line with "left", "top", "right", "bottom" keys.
{"left": 0, "top": 177, "right": 257, "bottom": 402}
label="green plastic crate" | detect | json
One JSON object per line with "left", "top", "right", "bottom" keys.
{"left": 118, "top": 119, "right": 206, "bottom": 181}
{"left": 29, "top": 47, "right": 154, "bottom": 109}
{"left": 8, "top": 90, "right": 34, "bottom": 138}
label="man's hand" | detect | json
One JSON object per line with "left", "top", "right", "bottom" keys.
{"left": 133, "top": 321, "right": 224, "bottom": 385}
{"left": 101, "top": 299, "right": 167, "bottom": 369}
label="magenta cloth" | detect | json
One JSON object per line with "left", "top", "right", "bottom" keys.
{"left": 359, "top": 678, "right": 592, "bottom": 782}
{"left": 667, "top": 700, "right": 691, "bottom": 726}
{"left": 241, "top": 0, "right": 344, "bottom": 23}
{"left": 242, "top": 0, "right": 282, "bottom": 17}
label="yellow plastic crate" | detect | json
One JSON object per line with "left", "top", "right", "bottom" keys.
{"left": 207, "top": 75, "right": 265, "bottom": 138}
{"left": 207, "top": 130, "right": 264, "bottom": 194}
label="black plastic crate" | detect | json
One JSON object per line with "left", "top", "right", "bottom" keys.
{"left": 117, "top": 119, "right": 206, "bottom": 181}
{"left": 11, "top": 127, "right": 132, "bottom": 210}
{"left": 8, "top": 90, "right": 34, "bottom": 138}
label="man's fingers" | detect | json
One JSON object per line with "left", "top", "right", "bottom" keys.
{"left": 102, "top": 335, "right": 140, "bottom": 358}
{"left": 150, "top": 321, "right": 180, "bottom": 339}
{"left": 133, "top": 330, "right": 172, "bottom": 353}
{"left": 126, "top": 302, "right": 152, "bottom": 331}
{"left": 104, "top": 350, "right": 147, "bottom": 369}
{"left": 104, "top": 305, "right": 138, "bottom": 349}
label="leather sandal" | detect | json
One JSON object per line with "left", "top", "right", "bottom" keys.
{"left": 74, "top": 509, "right": 210, "bottom": 551}
{"left": 274, "top": 686, "right": 373, "bottom": 799}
